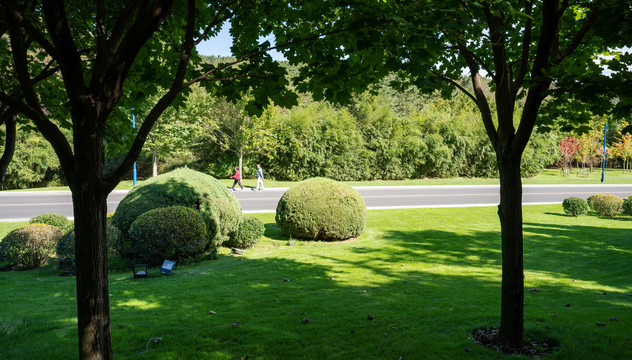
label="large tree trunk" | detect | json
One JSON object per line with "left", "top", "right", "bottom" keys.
{"left": 497, "top": 153, "right": 524, "bottom": 348}
{"left": 71, "top": 122, "right": 113, "bottom": 360}
{"left": 72, "top": 185, "right": 112, "bottom": 360}
{"left": 0, "top": 112, "right": 17, "bottom": 189}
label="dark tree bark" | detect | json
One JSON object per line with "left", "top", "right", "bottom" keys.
{"left": 72, "top": 180, "right": 111, "bottom": 359}
{"left": 0, "top": 111, "right": 17, "bottom": 189}
{"left": 496, "top": 151, "right": 524, "bottom": 348}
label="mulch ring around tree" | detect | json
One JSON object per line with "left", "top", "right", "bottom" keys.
{"left": 470, "top": 326, "right": 559, "bottom": 357}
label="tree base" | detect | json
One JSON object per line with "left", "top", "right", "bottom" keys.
{"left": 470, "top": 326, "right": 558, "bottom": 356}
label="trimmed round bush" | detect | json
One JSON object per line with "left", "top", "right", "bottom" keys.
{"left": 29, "top": 213, "right": 73, "bottom": 233}
{"left": 225, "top": 216, "right": 265, "bottom": 249}
{"left": 56, "top": 223, "right": 121, "bottom": 271}
{"left": 623, "top": 196, "right": 632, "bottom": 216}
{"left": 562, "top": 197, "right": 589, "bottom": 216}
{"left": 128, "top": 206, "right": 207, "bottom": 266}
{"left": 112, "top": 167, "right": 241, "bottom": 248}
{"left": 587, "top": 194, "right": 623, "bottom": 217}
{"left": 0, "top": 224, "right": 63, "bottom": 268}
{"left": 275, "top": 177, "right": 366, "bottom": 241}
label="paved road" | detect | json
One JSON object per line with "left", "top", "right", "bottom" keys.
{"left": 1, "top": 184, "right": 631, "bottom": 221}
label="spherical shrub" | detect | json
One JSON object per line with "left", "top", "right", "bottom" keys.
{"left": 29, "top": 213, "right": 73, "bottom": 233}
{"left": 112, "top": 167, "right": 241, "bottom": 248}
{"left": 128, "top": 206, "right": 207, "bottom": 266}
{"left": 586, "top": 194, "right": 623, "bottom": 217}
{"left": 275, "top": 177, "right": 366, "bottom": 241}
{"left": 0, "top": 224, "right": 63, "bottom": 268}
{"left": 56, "top": 223, "right": 121, "bottom": 271}
{"left": 623, "top": 196, "right": 632, "bottom": 216}
{"left": 225, "top": 217, "right": 265, "bottom": 249}
{"left": 562, "top": 197, "right": 589, "bottom": 216}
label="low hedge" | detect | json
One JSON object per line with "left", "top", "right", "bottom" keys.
{"left": 0, "top": 224, "right": 63, "bottom": 268}
{"left": 29, "top": 213, "right": 73, "bottom": 233}
{"left": 275, "top": 177, "right": 366, "bottom": 241}
{"left": 562, "top": 197, "right": 589, "bottom": 216}
{"left": 112, "top": 167, "right": 241, "bottom": 248}
{"left": 587, "top": 194, "right": 623, "bottom": 217}
{"left": 224, "top": 217, "right": 265, "bottom": 249}
{"left": 128, "top": 206, "right": 207, "bottom": 266}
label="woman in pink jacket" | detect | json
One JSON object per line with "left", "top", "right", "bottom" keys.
{"left": 230, "top": 167, "right": 244, "bottom": 191}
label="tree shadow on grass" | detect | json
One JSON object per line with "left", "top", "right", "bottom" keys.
{"left": 522, "top": 222, "right": 632, "bottom": 287}
{"left": 3, "top": 220, "right": 631, "bottom": 359}
{"left": 348, "top": 229, "right": 502, "bottom": 270}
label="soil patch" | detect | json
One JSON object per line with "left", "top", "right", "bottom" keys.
{"left": 470, "top": 326, "right": 558, "bottom": 357}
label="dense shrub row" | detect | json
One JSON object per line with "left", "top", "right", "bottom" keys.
{"left": 194, "top": 94, "right": 560, "bottom": 182}
{"left": 112, "top": 167, "right": 241, "bottom": 248}
{"left": 112, "top": 168, "right": 265, "bottom": 265}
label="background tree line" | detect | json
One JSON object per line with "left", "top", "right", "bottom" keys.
{"left": 121, "top": 74, "right": 565, "bottom": 182}
{"left": 3, "top": 59, "right": 631, "bottom": 190}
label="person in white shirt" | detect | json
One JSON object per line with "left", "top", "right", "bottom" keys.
{"left": 256, "top": 164, "right": 264, "bottom": 191}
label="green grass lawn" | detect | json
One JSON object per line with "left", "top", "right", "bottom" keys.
{"left": 0, "top": 205, "right": 630, "bottom": 359}
{"left": 5, "top": 168, "right": 632, "bottom": 192}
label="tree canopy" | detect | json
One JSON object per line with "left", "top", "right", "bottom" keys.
{"left": 274, "top": 0, "right": 632, "bottom": 348}
{"left": 0, "top": 1, "right": 316, "bottom": 358}
{"left": 2, "top": 0, "right": 631, "bottom": 357}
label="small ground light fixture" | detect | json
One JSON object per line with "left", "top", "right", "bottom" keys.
{"left": 160, "top": 259, "right": 176, "bottom": 275}
{"left": 133, "top": 264, "right": 148, "bottom": 279}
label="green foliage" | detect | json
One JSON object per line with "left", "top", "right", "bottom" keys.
{"left": 29, "top": 213, "right": 73, "bottom": 233}
{"left": 2, "top": 131, "right": 65, "bottom": 189}
{"left": 128, "top": 206, "right": 207, "bottom": 266}
{"left": 562, "top": 197, "right": 589, "bottom": 217}
{"left": 225, "top": 216, "right": 264, "bottom": 249}
{"left": 112, "top": 167, "right": 241, "bottom": 248}
{"left": 586, "top": 194, "right": 624, "bottom": 217}
{"left": 267, "top": 102, "right": 368, "bottom": 181}
{"left": 56, "top": 223, "right": 120, "bottom": 271}
{"left": 621, "top": 196, "right": 632, "bottom": 216}
{"left": 0, "top": 224, "right": 62, "bottom": 268}
{"left": 275, "top": 178, "right": 366, "bottom": 241}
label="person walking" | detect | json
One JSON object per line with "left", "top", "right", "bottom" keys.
{"left": 255, "top": 164, "right": 264, "bottom": 191}
{"left": 230, "top": 166, "right": 244, "bottom": 191}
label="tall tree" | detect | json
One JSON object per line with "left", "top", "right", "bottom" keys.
{"left": 612, "top": 124, "right": 632, "bottom": 172}
{"left": 559, "top": 135, "right": 579, "bottom": 176}
{"left": 202, "top": 97, "right": 273, "bottom": 178}
{"left": 0, "top": 1, "right": 302, "bottom": 358}
{"left": 278, "top": 0, "right": 632, "bottom": 348}
{"left": 0, "top": 7, "right": 60, "bottom": 189}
